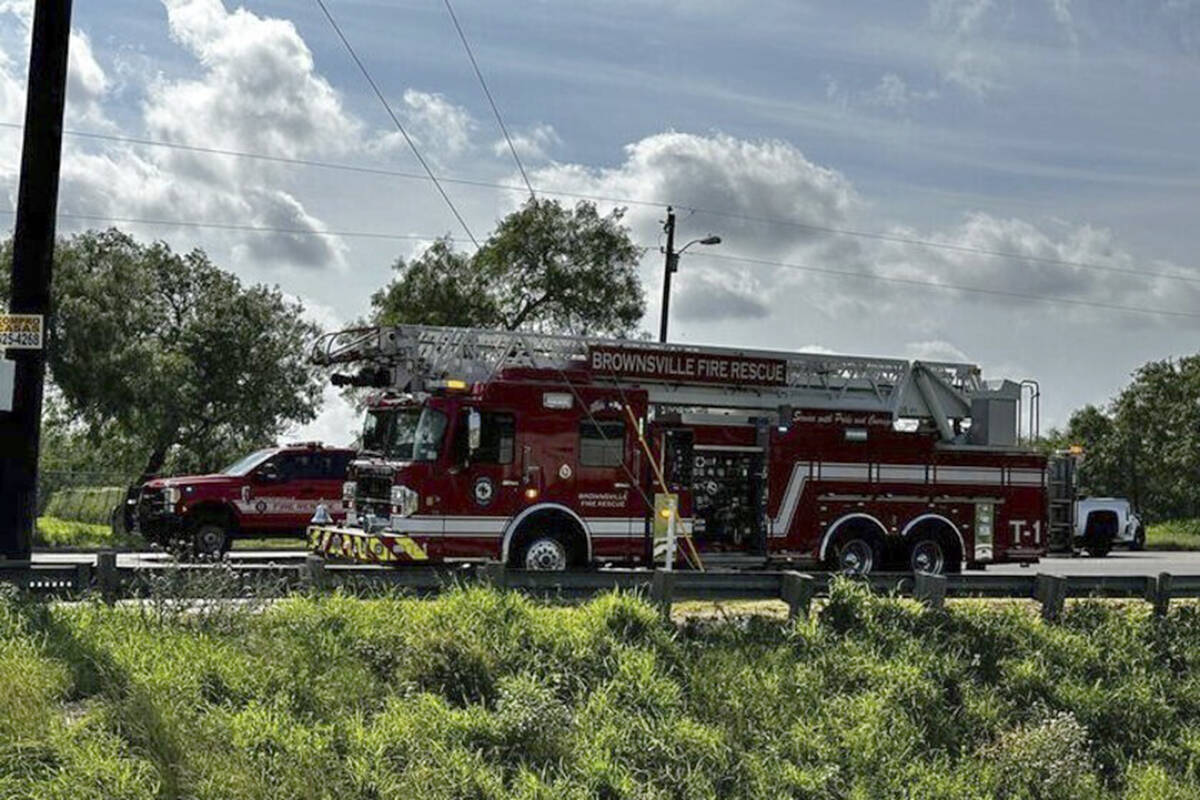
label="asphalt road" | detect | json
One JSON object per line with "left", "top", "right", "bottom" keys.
{"left": 29, "top": 548, "right": 1200, "bottom": 575}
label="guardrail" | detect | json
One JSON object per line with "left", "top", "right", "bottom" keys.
{"left": 2, "top": 554, "right": 1199, "bottom": 620}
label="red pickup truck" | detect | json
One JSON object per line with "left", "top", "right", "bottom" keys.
{"left": 135, "top": 442, "right": 354, "bottom": 554}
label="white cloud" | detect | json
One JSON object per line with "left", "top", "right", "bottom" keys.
{"left": 862, "top": 73, "right": 939, "bottom": 112}
{"left": 929, "top": 0, "right": 1003, "bottom": 98}
{"left": 399, "top": 89, "right": 474, "bottom": 159}
{"left": 1047, "top": 0, "right": 1079, "bottom": 47}
{"left": 905, "top": 339, "right": 972, "bottom": 363}
{"left": 492, "top": 123, "right": 561, "bottom": 162}
{"left": 528, "top": 130, "right": 1200, "bottom": 330}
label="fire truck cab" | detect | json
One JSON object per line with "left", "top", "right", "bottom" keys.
{"left": 310, "top": 325, "right": 1047, "bottom": 574}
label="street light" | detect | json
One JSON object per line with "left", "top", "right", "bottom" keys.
{"left": 659, "top": 206, "right": 721, "bottom": 343}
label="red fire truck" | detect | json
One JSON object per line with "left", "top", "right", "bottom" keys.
{"left": 307, "top": 325, "right": 1048, "bottom": 573}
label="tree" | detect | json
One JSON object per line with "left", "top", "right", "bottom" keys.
{"left": 1049, "top": 356, "right": 1200, "bottom": 522}
{"left": 1, "top": 229, "right": 325, "bottom": 479}
{"left": 372, "top": 198, "right": 646, "bottom": 336}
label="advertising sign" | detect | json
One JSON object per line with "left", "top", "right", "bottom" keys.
{"left": 0, "top": 314, "right": 43, "bottom": 350}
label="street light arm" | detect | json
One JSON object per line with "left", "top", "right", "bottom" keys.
{"left": 676, "top": 235, "right": 721, "bottom": 256}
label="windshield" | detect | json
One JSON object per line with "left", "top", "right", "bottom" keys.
{"left": 362, "top": 407, "right": 421, "bottom": 459}
{"left": 220, "top": 448, "right": 277, "bottom": 476}
{"left": 412, "top": 407, "right": 449, "bottom": 462}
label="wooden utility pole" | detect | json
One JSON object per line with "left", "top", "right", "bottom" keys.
{"left": 0, "top": 0, "right": 73, "bottom": 559}
{"left": 658, "top": 207, "right": 676, "bottom": 343}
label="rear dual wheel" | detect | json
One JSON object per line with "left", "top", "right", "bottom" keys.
{"left": 834, "top": 537, "right": 876, "bottom": 575}
{"left": 909, "top": 537, "right": 947, "bottom": 575}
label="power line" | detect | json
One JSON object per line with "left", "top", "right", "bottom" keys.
{"left": 681, "top": 208, "right": 1200, "bottom": 286}
{"left": 690, "top": 251, "right": 1200, "bottom": 321}
{"left": 0, "top": 119, "right": 665, "bottom": 207}
{"left": 441, "top": 0, "right": 534, "bottom": 199}
{"left": 311, "top": 0, "right": 479, "bottom": 247}
{"left": 6, "top": 118, "right": 1199, "bottom": 285}
{"left": 1, "top": 203, "right": 1193, "bottom": 322}
{"left": 0, "top": 208, "right": 465, "bottom": 243}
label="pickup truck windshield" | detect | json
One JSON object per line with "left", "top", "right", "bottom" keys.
{"left": 362, "top": 407, "right": 421, "bottom": 459}
{"left": 221, "top": 448, "right": 276, "bottom": 476}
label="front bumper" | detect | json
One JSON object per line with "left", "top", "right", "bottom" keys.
{"left": 136, "top": 509, "right": 185, "bottom": 541}
{"left": 307, "top": 525, "right": 429, "bottom": 563}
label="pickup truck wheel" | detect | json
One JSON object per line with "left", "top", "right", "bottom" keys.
{"left": 193, "top": 523, "right": 229, "bottom": 557}
{"left": 1131, "top": 525, "right": 1146, "bottom": 552}
{"left": 520, "top": 535, "right": 569, "bottom": 571}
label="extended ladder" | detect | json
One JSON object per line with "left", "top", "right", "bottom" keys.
{"left": 312, "top": 324, "right": 988, "bottom": 423}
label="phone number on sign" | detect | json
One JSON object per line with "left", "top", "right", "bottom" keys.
{"left": 0, "top": 331, "right": 42, "bottom": 348}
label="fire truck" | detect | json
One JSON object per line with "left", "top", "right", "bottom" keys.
{"left": 307, "top": 325, "right": 1049, "bottom": 573}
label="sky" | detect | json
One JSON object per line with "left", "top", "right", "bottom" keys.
{"left": 1, "top": 0, "right": 1198, "bottom": 446}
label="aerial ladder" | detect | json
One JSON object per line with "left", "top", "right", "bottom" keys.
{"left": 312, "top": 324, "right": 1030, "bottom": 446}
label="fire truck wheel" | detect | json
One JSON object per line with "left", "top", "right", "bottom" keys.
{"left": 520, "top": 536, "right": 570, "bottom": 571}
{"left": 193, "top": 523, "right": 229, "bottom": 557}
{"left": 834, "top": 538, "right": 876, "bottom": 575}
{"left": 908, "top": 537, "right": 946, "bottom": 575}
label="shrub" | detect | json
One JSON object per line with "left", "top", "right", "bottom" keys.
{"left": 1, "top": 583, "right": 1199, "bottom": 798}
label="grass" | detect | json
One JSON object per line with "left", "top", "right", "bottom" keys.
{"left": 1146, "top": 519, "right": 1200, "bottom": 552}
{"left": 231, "top": 536, "right": 307, "bottom": 551}
{"left": 3, "top": 580, "right": 1200, "bottom": 799}
{"left": 41, "top": 485, "right": 126, "bottom": 526}
{"left": 34, "top": 516, "right": 146, "bottom": 550}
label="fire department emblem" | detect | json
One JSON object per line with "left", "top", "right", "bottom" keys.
{"left": 559, "top": 464, "right": 572, "bottom": 479}
{"left": 472, "top": 476, "right": 495, "bottom": 507}
{"left": 254, "top": 500, "right": 268, "bottom": 513}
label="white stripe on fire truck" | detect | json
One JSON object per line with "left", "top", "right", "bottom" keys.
{"left": 769, "top": 460, "right": 1012, "bottom": 536}
{"left": 770, "top": 462, "right": 811, "bottom": 538}
{"left": 934, "top": 467, "right": 1003, "bottom": 484}
{"left": 1008, "top": 468, "right": 1045, "bottom": 486}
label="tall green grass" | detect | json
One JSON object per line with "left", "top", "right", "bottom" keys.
{"left": 41, "top": 485, "right": 125, "bottom": 526}
{"left": 1147, "top": 519, "right": 1200, "bottom": 551}
{"left": 34, "top": 516, "right": 145, "bottom": 549}
{"left": 2, "top": 581, "right": 1200, "bottom": 798}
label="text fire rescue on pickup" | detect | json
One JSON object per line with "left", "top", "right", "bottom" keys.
{"left": 307, "top": 324, "right": 1063, "bottom": 575}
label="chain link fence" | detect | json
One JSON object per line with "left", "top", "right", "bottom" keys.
{"left": 35, "top": 470, "right": 143, "bottom": 548}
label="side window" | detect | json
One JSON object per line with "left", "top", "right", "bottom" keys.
{"left": 579, "top": 420, "right": 625, "bottom": 467}
{"left": 457, "top": 410, "right": 516, "bottom": 464}
{"left": 329, "top": 452, "right": 353, "bottom": 478}
{"left": 272, "top": 453, "right": 306, "bottom": 480}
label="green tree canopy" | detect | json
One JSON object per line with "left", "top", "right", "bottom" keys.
{"left": 2, "top": 229, "right": 325, "bottom": 479}
{"left": 372, "top": 198, "right": 646, "bottom": 336}
{"left": 1049, "top": 356, "right": 1200, "bottom": 521}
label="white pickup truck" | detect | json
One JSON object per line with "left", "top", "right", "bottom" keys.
{"left": 1075, "top": 497, "right": 1144, "bottom": 556}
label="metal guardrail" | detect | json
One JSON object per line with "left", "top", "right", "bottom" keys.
{"left": 1, "top": 554, "right": 1198, "bottom": 620}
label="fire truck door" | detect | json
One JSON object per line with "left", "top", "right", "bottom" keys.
{"left": 575, "top": 416, "right": 642, "bottom": 549}
{"left": 449, "top": 408, "right": 520, "bottom": 551}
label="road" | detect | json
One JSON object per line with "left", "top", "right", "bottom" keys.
{"left": 29, "top": 548, "right": 1200, "bottom": 576}
{"left": 989, "top": 550, "right": 1200, "bottom": 576}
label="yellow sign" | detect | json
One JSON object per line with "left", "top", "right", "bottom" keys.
{"left": 0, "top": 314, "right": 43, "bottom": 350}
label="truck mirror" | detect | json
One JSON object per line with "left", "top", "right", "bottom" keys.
{"left": 468, "top": 408, "right": 482, "bottom": 454}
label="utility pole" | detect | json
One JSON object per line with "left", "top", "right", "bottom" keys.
{"left": 658, "top": 207, "right": 676, "bottom": 343}
{"left": 658, "top": 207, "right": 721, "bottom": 344}
{"left": 0, "top": 0, "right": 73, "bottom": 560}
